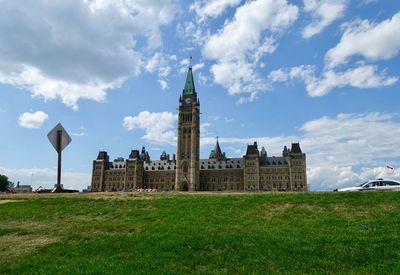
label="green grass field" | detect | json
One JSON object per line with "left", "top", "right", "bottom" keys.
{"left": 1, "top": 192, "right": 400, "bottom": 274}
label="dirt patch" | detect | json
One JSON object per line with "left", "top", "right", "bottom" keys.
{"left": 262, "top": 203, "right": 294, "bottom": 219}
{"left": 0, "top": 234, "right": 59, "bottom": 262}
{"left": 0, "top": 221, "right": 48, "bottom": 233}
{"left": 377, "top": 203, "right": 399, "bottom": 211}
{"left": 0, "top": 199, "right": 25, "bottom": 204}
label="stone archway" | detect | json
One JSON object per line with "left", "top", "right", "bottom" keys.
{"left": 181, "top": 183, "right": 189, "bottom": 191}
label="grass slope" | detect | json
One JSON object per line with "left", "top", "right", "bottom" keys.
{"left": 1, "top": 192, "right": 400, "bottom": 274}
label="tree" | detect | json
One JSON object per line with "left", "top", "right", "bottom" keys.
{"left": 0, "top": 174, "right": 12, "bottom": 191}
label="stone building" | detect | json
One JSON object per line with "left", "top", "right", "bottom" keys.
{"left": 91, "top": 67, "right": 307, "bottom": 192}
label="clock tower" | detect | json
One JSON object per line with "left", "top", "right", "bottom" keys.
{"left": 175, "top": 66, "right": 200, "bottom": 191}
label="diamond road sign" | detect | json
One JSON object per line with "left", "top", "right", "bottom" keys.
{"left": 47, "top": 123, "right": 71, "bottom": 152}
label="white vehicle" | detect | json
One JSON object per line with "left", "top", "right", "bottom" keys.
{"left": 334, "top": 179, "right": 400, "bottom": 192}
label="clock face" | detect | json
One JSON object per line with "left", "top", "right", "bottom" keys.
{"left": 185, "top": 98, "right": 192, "bottom": 104}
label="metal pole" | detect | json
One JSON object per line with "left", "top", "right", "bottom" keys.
{"left": 57, "top": 130, "right": 62, "bottom": 191}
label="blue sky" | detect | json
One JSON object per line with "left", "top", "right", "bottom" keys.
{"left": 1, "top": 0, "right": 400, "bottom": 191}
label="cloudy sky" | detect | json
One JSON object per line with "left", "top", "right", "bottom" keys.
{"left": 1, "top": 0, "right": 400, "bottom": 191}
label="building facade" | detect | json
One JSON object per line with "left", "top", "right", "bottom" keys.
{"left": 91, "top": 67, "right": 307, "bottom": 192}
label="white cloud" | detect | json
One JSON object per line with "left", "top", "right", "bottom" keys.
{"left": 299, "top": 113, "right": 400, "bottom": 166}
{"left": 1, "top": 66, "right": 115, "bottom": 111}
{"left": 190, "top": 0, "right": 242, "bottom": 21}
{"left": 269, "top": 12, "right": 400, "bottom": 98}
{"left": 145, "top": 53, "right": 177, "bottom": 78}
{"left": 306, "top": 65, "right": 397, "bottom": 96}
{"left": 123, "top": 111, "right": 178, "bottom": 145}
{"left": 71, "top": 126, "right": 88, "bottom": 137}
{"left": 268, "top": 68, "right": 289, "bottom": 82}
{"left": 326, "top": 11, "right": 400, "bottom": 68}
{"left": 200, "top": 122, "right": 211, "bottom": 137}
{"left": 176, "top": 21, "right": 210, "bottom": 46}
{"left": 0, "top": 166, "right": 91, "bottom": 191}
{"left": 178, "top": 59, "right": 205, "bottom": 75}
{"left": 158, "top": 80, "right": 169, "bottom": 90}
{"left": 203, "top": 0, "right": 298, "bottom": 99}
{"left": 302, "top": 0, "right": 347, "bottom": 38}
{"left": 359, "top": 0, "right": 378, "bottom": 6}
{"left": 210, "top": 61, "right": 268, "bottom": 96}
{"left": 201, "top": 112, "right": 400, "bottom": 190}
{"left": 145, "top": 53, "right": 181, "bottom": 90}
{"left": 203, "top": 0, "right": 298, "bottom": 62}
{"left": 18, "top": 111, "right": 49, "bottom": 129}
{"left": 192, "top": 63, "right": 205, "bottom": 72}
{"left": 0, "top": 0, "right": 177, "bottom": 109}
{"left": 269, "top": 64, "right": 397, "bottom": 97}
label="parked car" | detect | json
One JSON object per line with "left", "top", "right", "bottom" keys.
{"left": 334, "top": 179, "right": 400, "bottom": 192}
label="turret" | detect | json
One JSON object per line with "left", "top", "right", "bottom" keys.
{"left": 243, "top": 141, "right": 260, "bottom": 191}
{"left": 288, "top": 142, "right": 307, "bottom": 192}
{"left": 283, "top": 145, "right": 289, "bottom": 157}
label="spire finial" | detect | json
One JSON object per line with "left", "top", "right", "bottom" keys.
{"left": 189, "top": 55, "right": 193, "bottom": 68}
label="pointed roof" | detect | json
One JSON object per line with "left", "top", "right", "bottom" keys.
{"left": 214, "top": 137, "right": 223, "bottom": 159}
{"left": 183, "top": 67, "right": 196, "bottom": 95}
{"left": 208, "top": 137, "right": 226, "bottom": 160}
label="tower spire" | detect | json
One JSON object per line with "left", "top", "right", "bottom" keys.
{"left": 183, "top": 58, "right": 196, "bottom": 95}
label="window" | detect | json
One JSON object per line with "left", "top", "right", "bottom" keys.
{"left": 385, "top": 181, "right": 400, "bottom": 186}
{"left": 368, "top": 182, "right": 377, "bottom": 187}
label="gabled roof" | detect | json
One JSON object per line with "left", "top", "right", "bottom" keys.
{"left": 183, "top": 67, "right": 196, "bottom": 94}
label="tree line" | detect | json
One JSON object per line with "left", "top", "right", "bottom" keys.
{"left": 0, "top": 174, "right": 14, "bottom": 192}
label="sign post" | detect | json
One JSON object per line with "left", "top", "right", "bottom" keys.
{"left": 47, "top": 123, "right": 71, "bottom": 191}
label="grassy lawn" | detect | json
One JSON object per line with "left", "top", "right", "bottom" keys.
{"left": 1, "top": 192, "right": 400, "bottom": 274}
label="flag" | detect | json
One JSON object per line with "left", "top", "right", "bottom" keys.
{"left": 387, "top": 165, "right": 394, "bottom": 170}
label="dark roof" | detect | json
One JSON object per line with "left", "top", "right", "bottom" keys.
{"left": 200, "top": 158, "right": 243, "bottom": 170}
{"left": 129, "top": 150, "right": 140, "bottom": 159}
{"left": 144, "top": 160, "right": 176, "bottom": 171}
{"left": 260, "top": 157, "right": 289, "bottom": 167}
{"left": 97, "top": 151, "right": 109, "bottom": 161}
{"left": 245, "top": 142, "right": 259, "bottom": 156}
{"left": 291, "top": 143, "right": 302, "bottom": 154}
